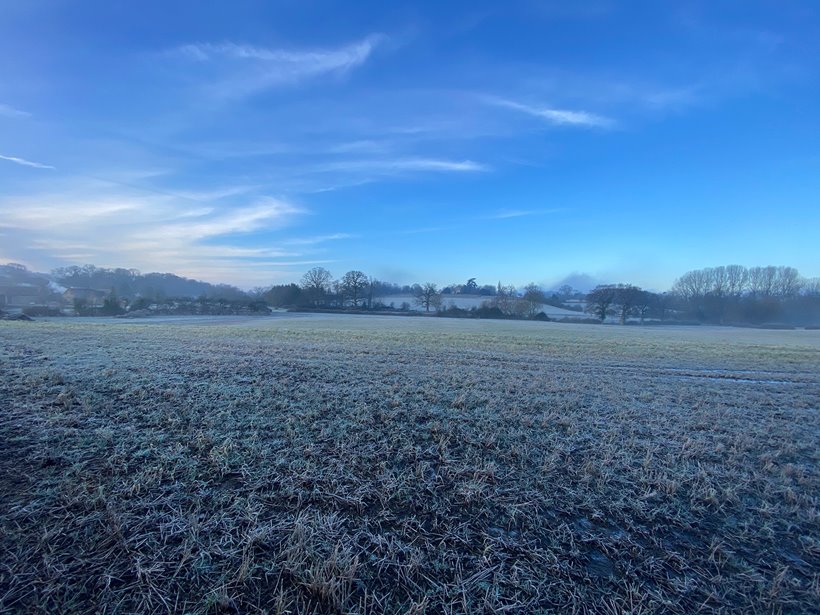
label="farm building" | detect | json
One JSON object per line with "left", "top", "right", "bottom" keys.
{"left": 63, "top": 288, "right": 108, "bottom": 308}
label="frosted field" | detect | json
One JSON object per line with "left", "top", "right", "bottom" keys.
{"left": 1, "top": 315, "right": 818, "bottom": 613}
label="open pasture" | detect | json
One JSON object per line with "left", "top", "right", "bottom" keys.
{"left": 1, "top": 315, "right": 818, "bottom": 613}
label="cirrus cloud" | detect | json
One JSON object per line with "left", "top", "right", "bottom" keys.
{"left": 0, "top": 153, "right": 55, "bottom": 169}
{"left": 167, "top": 34, "right": 386, "bottom": 100}
{"left": 0, "top": 183, "right": 335, "bottom": 287}
{"left": 483, "top": 96, "right": 614, "bottom": 128}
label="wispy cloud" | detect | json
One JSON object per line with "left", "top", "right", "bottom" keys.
{"left": 283, "top": 233, "right": 356, "bottom": 246}
{"left": 484, "top": 208, "right": 566, "bottom": 220}
{"left": 487, "top": 209, "right": 539, "bottom": 219}
{"left": 0, "top": 185, "right": 319, "bottom": 286}
{"left": 0, "top": 154, "right": 55, "bottom": 169}
{"left": 160, "top": 198, "right": 303, "bottom": 241}
{"left": 0, "top": 103, "right": 30, "bottom": 118}
{"left": 485, "top": 97, "right": 614, "bottom": 128}
{"left": 171, "top": 185, "right": 258, "bottom": 201}
{"left": 328, "top": 140, "right": 392, "bottom": 154}
{"left": 321, "top": 157, "right": 489, "bottom": 174}
{"left": 168, "top": 34, "right": 385, "bottom": 99}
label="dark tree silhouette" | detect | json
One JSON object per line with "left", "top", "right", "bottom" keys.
{"left": 300, "top": 267, "right": 332, "bottom": 306}
{"left": 414, "top": 282, "right": 441, "bottom": 312}
{"left": 585, "top": 285, "right": 618, "bottom": 321}
{"left": 340, "top": 270, "right": 368, "bottom": 307}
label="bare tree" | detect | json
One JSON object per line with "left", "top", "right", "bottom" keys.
{"left": 655, "top": 292, "right": 674, "bottom": 321}
{"left": 301, "top": 267, "right": 332, "bottom": 306}
{"left": 672, "top": 269, "right": 712, "bottom": 301}
{"left": 492, "top": 283, "right": 518, "bottom": 315}
{"left": 774, "top": 266, "right": 801, "bottom": 297}
{"left": 669, "top": 264, "right": 807, "bottom": 323}
{"left": 366, "top": 276, "right": 376, "bottom": 309}
{"left": 803, "top": 277, "right": 820, "bottom": 297}
{"left": 585, "top": 285, "right": 617, "bottom": 321}
{"left": 340, "top": 270, "right": 368, "bottom": 307}
{"left": 612, "top": 284, "right": 642, "bottom": 325}
{"left": 748, "top": 266, "right": 776, "bottom": 297}
{"left": 522, "top": 283, "right": 547, "bottom": 317}
{"left": 725, "top": 264, "right": 749, "bottom": 297}
{"left": 414, "top": 282, "right": 441, "bottom": 312}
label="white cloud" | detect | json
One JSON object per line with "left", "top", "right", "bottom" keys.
{"left": 0, "top": 186, "right": 318, "bottom": 287}
{"left": 485, "top": 97, "right": 614, "bottom": 128}
{"left": 485, "top": 208, "right": 565, "bottom": 220}
{"left": 170, "top": 185, "right": 257, "bottom": 201}
{"left": 0, "top": 154, "right": 55, "bottom": 169}
{"left": 283, "top": 233, "right": 356, "bottom": 246}
{"left": 0, "top": 103, "right": 30, "bottom": 118}
{"left": 157, "top": 198, "right": 303, "bottom": 241}
{"left": 328, "top": 140, "right": 391, "bottom": 154}
{"left": 321, "top": 157, "right": 489, "bottom": 174}
{"left": 487, "top": 209, "right": 538, "bottom": 219}
{"left": 168, "top": 34, "right": 384, "bottom": 99}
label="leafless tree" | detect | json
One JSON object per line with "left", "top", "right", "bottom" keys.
{"left": 774, "top": 266, "right": 801, "bottom": 297}
{"left": 672, "top": 269, "right": 712, "bottom": 300}
{"left": 585, "top": 285, "right": 617, "bottom": 321}
{"left": 492, "top": 283, "right": 518, "bottom": 315}
{"left": 632, "top": 289, "right": 655, "bottom": 323}
{"left": 340, "top": 270, "right": 368, "bottom": 307}
{"left": 803, "top": 277, "right": 820, "bottom": 296}
{"left": 613, "top": 284, "right": 642, "bottom": 324}
{"left": 725, "top": 264, "right": 748, "bottom": 297}
{"left": 414, "top": 282, "right": 441, "bottom": 312}
{"left": 522, "top": 283, "right": 547, "bottom": 317}
{"left": 748, "top": 266, "right": 776, "bottom": 297}
{"left": 557, "top": 284, "right": 575, "bottom": 300}
{"left": 365, "top": 276, "right": 387, "bottom": 309}
{"left": 301, "top": 267, "right": 332, "bottom": 306}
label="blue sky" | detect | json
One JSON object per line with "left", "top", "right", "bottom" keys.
{"left": 1, "top": 0, "right": 818, "bottom": 290}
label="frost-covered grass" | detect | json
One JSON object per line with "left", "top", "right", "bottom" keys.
{"left": 1, "top": 316, "right": 818, "bottom": 613}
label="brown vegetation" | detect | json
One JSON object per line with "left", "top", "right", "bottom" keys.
{"left": 1, "top": 317, "right": 818, "bottom": 613}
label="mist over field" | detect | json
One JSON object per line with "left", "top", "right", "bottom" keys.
{"left": 2, "top": 1, "right": 820, "bottom": 613}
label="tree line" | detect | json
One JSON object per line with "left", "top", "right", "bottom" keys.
{"left": 268, "top": 265, "right": 819, "bottom": 326}
{"left": 585, "top": 265, "right": 819, "bottom": 325}
{"left": 52, "top": 265, "right": 248, "bottom": 301}
{"left": 3, "top": 262, "right": 819, "bottom": 325}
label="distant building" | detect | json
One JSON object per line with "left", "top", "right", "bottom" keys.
{"left": 0, "top": 284, "right": 42, "bottom": 308}
{"left": 63, "top": 288, "right": 108, "bottom": 308}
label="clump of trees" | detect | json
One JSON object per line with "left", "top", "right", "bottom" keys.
{"left": 52, "top": 265, "right": 246, "bottom": 301}
{"left": 259, "top": 267, "right": 387, "bottom": 310}
{"left": 582, "top": 265, "right": 819, "bottom": 326}
{"left": 671, "top": 265, "right": 818, "bottom": 325}
{"left": 585, "top": 285, "right": 660, "bottom": 324}
{"left": 441, "top": 278, "right": 498, "bottom": 296}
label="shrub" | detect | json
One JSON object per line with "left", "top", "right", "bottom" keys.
{"left": 23, "top": 307, "right": 64, "bottom": 317}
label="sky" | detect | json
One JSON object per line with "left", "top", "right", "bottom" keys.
{"left": 1, "top": 0, "right": 819, "bottom": 291}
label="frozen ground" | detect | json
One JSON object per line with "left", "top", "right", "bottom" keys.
{"left": 1, "top": 315, "right": 818, "bottom": 613}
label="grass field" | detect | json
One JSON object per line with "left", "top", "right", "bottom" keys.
{"left": 1, "top": 315, "right": 818, "bottom": 613}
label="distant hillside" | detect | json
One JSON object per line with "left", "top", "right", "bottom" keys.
{"left": 1, "top": 263, "right": 248, "bottom": 307}
{"left": 0, "top": 263, "right": 57, "bottom": 308}
{"left": 49, "top": 265, "right": 248, "bottom": 301}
